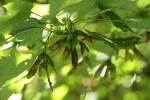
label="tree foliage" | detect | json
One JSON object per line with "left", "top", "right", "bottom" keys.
{"left": 0, "top": 0, "right": 150, "bottom": 100}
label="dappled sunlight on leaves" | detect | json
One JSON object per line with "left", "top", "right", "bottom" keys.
{"left": 0, "top": 0, "right": 150, "bottom": 100}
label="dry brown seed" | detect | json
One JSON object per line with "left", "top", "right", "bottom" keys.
{"left": 62, "top": 46, "right": 70, "bottom": 63}
{"left": 71, "top": 48, "right": 78, "bottom": 70}
{"left": 132, "top": 46, "right": 148, "bottom": 62}
{"left": 27, "top": 57, "right": 43, "bottom": 79}
{"left": 46, "top": 55, "right": 58, "bottom": 76}
{"left": 94, "top": 63, "right": 106, "bottom": 78}
{"left": 80, "top": 41, "right": 89, "bottom": 55}
{"left": 82, "top": 32, "right": 95, "bottom": 43}
{"left": 67, "top": 68, "right": 75, "bottom": 76}
{"left": 49, "top": 39, "right": 63, "bottom": 51}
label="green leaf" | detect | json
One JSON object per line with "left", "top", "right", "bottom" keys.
{"left": 98, "top": 4, "right": 135, "bottom": 33}
{"left": 0, "top": 53, "right": 30, "bottom": 99}
{"left": 45, "top": 0, "right": 97, "bottom": 24}
{"left": 97, "top": 0, "right": 138, "bottom": 11}
{"left": 15, "top": 28, "right": 43, "bottom": 46}
{"left": 10, "top": 18, "right": 45, "bottom": 46}
{"left": 0, "top": 1, "right": 33, "bottom": 34}
{"left": 48, "top": 0, "right": 62, "bottom": 19}
{"left": 0, "top": 86, "right": 13, "bottom": 100}
{"left": 65, "top": 0, "right": 97, "bottom": 21}
{"left": 0, "top": 34, "right": 5, "bottom": 43}
{"left": 11, "top": 18, "right": 44, "bottom": 35}
{"left": 124, "top": 18, "right": 150, "bottom": 29}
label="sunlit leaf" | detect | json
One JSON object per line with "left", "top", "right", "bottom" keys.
{"left": 65, "top": 0, "right": 97, "bottom": 21}
{"left": 0, "top": 53, "right": 30, "bottom": 99}
{"left": 1, "top": 0, "right": 150, "bottom": 99}
{"left": 10, "top": 18, "right": 45, "bottom": 46}
{"left": 0, "top": 1, "right": 33, "bottom": 34}
{"left": 98, "top": 3, "right": 141, "bottom": 37}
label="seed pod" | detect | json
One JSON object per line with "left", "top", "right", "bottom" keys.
{"left": 62, "top": 46, "right": 70, "bottom": 63}
{"left": 46, "top": 55, "right": 58, "bottom": 76}
{"left": 94, "top": 63, "right": 106, "bottom": 78}
{"left": 81, "top": 32, "right": 94, "bottom": 43}
{"left": 77, "top": 30, "right": 94, "bottom": 43}
{"left": 80, "top": 42, "right": 84, "bottom": 55}
{"left": 104, "top": 69, "right": 109, "bottom": 78}
{"left": 38, "top": 64, "right": 43, "bottom": 77}
{"left": 27, "top": 56, "right": 43, "bottom": 79}
{"left": 132, "top": 46, "right": 148, "bottom": 62}
{"left": 146, "top": 31, "right": 150, "bottom": 42}
{"left": 107, "top": 60, "right": 116, "bottom": 80}
{"left": 80, "top": 41, "right": 89, "bottom": 55}
{"left": 110, "top": 68, "right": 116, "bottom": 80}
{"left": 49, "top": 39, "right": 64, "bottom": 52}
{"left": 67, "top": 68, "right": 75, "bottom": 76}
{"left": 84, "top": 35, "right": 94, "bottom": 43}
{"left": 71, "top": 47, "right": 78, "bottom": 70}
{"left": 38, "top": 61, "right": 46, "bottom": 77}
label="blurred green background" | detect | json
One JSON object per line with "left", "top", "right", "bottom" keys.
{"left": 0, "top": 0, "right": 150, "bottom": 100}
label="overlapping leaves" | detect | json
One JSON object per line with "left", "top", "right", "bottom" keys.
{"left": 10, "top": 18, "right": 45, "bottom": 46}
{"left": 0, "top": 1, "right": 33, "bottom": 34}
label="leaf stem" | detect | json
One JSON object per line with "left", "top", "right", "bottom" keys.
{"left": 44, "top": 31, "right": 52, "bottom": 53}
